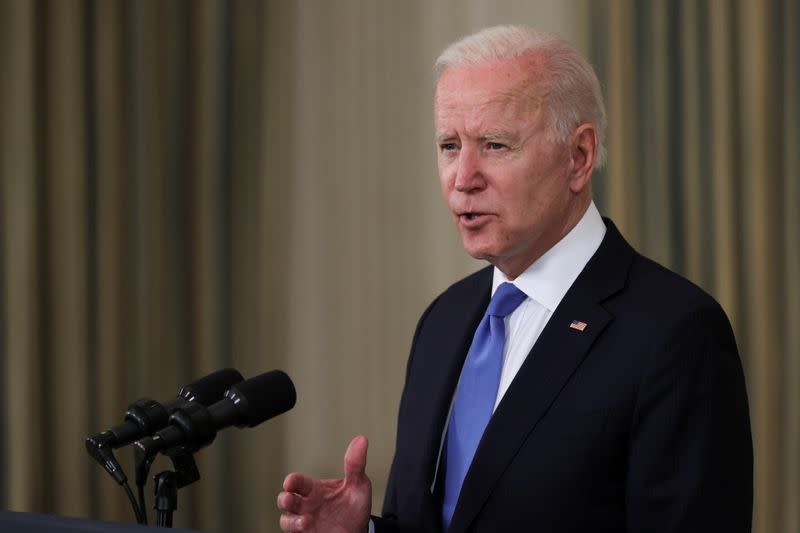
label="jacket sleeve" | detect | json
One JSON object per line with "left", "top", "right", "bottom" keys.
{"left": 377, "top": 296, "right": 442, "bottom": 533}
{"left": 625, "top": 301, "right": 753, "bottom": 532}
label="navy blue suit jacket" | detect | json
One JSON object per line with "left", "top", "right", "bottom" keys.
{"left": 374, "top": 219, "right": 752, "bottom": 532}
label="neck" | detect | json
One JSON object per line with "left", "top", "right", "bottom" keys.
{"left": 496, "top": 195, "right": 592, "bottom": 280}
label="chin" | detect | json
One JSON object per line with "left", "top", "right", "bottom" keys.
{"left": 460, "top": 240, "right": 498, "bottom": 263}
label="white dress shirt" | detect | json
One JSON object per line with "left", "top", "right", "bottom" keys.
{"left": 374, "top": 202, "right": 606, "bottom": 531}
{"left": 428, "top": 201, "right": 606, "bottom": 494}
{"left": 490, "top": 201, "right": 606, "bottom": 409}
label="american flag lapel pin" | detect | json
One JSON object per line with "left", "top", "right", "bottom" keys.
{"left": 569, "top": 320, "right": 587, "bottom": 332}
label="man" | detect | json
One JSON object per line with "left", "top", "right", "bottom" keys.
{"left": 277, "top": 25, "right": 752, "bottom": 532}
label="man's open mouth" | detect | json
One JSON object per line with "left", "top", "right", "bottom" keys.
{"left": 459, "top": 212, "right": 489, "bottom": 225}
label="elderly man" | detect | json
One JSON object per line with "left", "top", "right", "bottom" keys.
{"left": 277, "top": 26, "right": 752, "bottom": 533}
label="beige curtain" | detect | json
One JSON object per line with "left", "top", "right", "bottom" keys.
{"left": 2, "top": 1, "right": 796, "bottom": 532}
{"left": 1, "top": 0, "right": 285, "bottom": 530}
{"left": 586, "top": 1, "right": 800, "bottom": 532}
{"left": 0, "top": 0, "right": 578, "bottom": 531}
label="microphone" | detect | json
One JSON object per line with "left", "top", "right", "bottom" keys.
{"left": 134, "top": 370, "right": 296, "bottom": 459}
{"left": 86, "top": 368, "right": 244, "bottom": 484}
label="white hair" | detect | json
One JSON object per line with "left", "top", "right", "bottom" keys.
{"left": 435, "top": 25, "right": 607, "bottom": 168}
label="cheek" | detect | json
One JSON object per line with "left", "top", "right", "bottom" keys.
{"left": 438, "top": 174, "right": 449, "bottom": 197}
{"left": 499, "top": 185, "right": 545, "bottom": 229}
{"left": 495, "top": 174, "right": 537, "bottom": 210}
{"left": 438, "top": 163, "right": 454, "bottom": 193}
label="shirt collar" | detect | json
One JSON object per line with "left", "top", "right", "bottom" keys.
{"left": 492, "top": 201, "right": 607, "bottom": 311}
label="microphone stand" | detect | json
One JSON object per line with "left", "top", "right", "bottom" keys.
{"left": 136, "top": 445, "right": 200, "bottom": 528}
{"left": 153, "top": 472, "right": 178, "bottom": 527}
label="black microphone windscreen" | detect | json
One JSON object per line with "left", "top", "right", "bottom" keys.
{"left": 226, "top": 370, "right": 296, "bottom": 427}
{"left": 178, "top": 368, "right": 244, "bottom": 405}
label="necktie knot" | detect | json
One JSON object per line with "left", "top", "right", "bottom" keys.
{"left": 486, "top": 282, "right": 527, "bottom": 318}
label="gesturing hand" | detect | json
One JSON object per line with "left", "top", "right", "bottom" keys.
{"left": 277, "top": 435, "right": 372, "bottom": 533}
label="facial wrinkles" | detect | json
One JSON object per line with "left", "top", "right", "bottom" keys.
{"left": 435, "top": 78, "right": 541, "bottom": 123}
{"left": 432, "top": 55, "right": 587, "bottom": 277}
{"left": 439, "top": 119, "right": 529, "bottom": 171}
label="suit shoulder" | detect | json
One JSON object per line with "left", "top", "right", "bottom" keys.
{"left": 598, "top": 219, "right": 727, "bottom": 320}
{"left": 616, "top": 253, "right": 734, "bottom": 341}
{"left": 627, "top": 254, "right": 722, "bottom": 310}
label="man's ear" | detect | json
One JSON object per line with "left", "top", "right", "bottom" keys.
{"left": 568, "top": 124, "right": 597, "bottom": 193}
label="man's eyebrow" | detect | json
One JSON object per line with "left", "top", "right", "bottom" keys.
{"left": 480, "top": 131, "right": 513, "bottom": 142}
{"left": 435, "top": 132, "right": 456, "bottom": 144}
{"left": 435, "top": 131, "right": 516, "bottom": 144}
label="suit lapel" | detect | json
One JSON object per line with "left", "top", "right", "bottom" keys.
{"left": 406, "top": 268, "right": 492, "bottom": 530}
{"left": 448, "top": 220, "right": 635, "bottom": 533}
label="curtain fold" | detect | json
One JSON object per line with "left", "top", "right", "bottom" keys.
{"left": 590, "top": 1, "right": 800, "bottom": 531}
{"left": 2, "top": 0, "right": 41, "bottom": 514}
{"left": 780, "top": 4, "right": 800, "bottom": 532}
{"left": 2, "top": 1, "right": 797, "bottom": 532}
{"left": 1, "top": 0, "right": 273, "bottom": 527}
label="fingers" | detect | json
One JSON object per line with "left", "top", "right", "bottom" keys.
{"left": 283, "top": 472, "right": 315, "bottom": 496}
{"left": 277, "top": 492, "right": 309, "bottom": 532}
{"left": 277, "top": 490, "right": 302, "bottom": 514}
{"left": 343, "top": 435, "right": 369, "bottom": 483}
{"left": 278, "top": 511, "right": 307, "bottom": 532}
{"left": 278, "top": 436, "right": 370, "bottom": 532}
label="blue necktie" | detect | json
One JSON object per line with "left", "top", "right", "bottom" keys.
{"left": 441, "top": 282, "right": 527, "bottom": 530}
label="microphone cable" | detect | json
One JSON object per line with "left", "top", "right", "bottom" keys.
{"left": 136, "top": 481, "right": 148, "bottom": 525}
{"left": 87, "top": 442, "right": 146, "bottom": 523}
{"left": 122, "top": 479, "right": 147, "bottom": 524}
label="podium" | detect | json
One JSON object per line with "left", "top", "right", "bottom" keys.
{"left": 0, "top": 510, "right": 204, "bottom": 532}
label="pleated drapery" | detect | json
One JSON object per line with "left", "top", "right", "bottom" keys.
{"left": 588, "top": 2, "right": 800, "bottom": 532}
{"left": 2, "top": 2, "right": 798, "bottom": 533}
{"left": 1, "top": 1, "right": 289, "bottom": 530}
{"left": 1, "top": 1, "right": 577, "bottom": 530}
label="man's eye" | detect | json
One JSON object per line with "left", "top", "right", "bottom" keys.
{"left": 440, "top": 143, "right": 458, "bottom": 152}
{"left": 487, "top": 142, "right": 506, "bottom": 150}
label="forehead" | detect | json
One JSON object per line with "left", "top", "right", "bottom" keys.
{"left": 434, "top": 55, "right": 547, "bottom": 131}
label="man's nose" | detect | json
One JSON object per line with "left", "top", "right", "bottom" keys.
{"left": 454, "top": 148, "right": 486, "bottom": 193}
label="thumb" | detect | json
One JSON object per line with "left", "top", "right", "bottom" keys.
{"left": 343, "top": 435, "right": 368, "bottom": 483}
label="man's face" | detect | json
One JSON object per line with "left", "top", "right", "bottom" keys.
{"left": 434, "top": 55, "right": 580, "bottom": 279}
